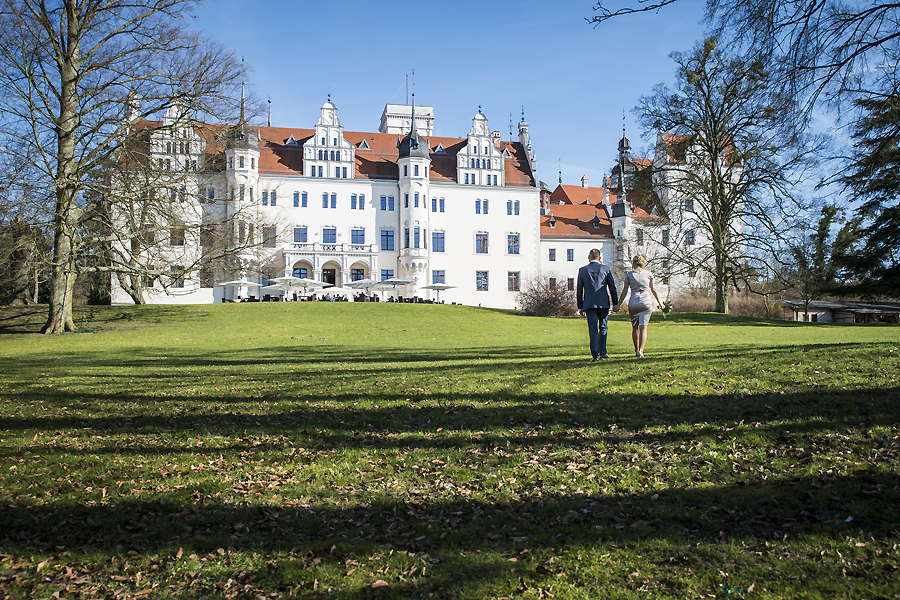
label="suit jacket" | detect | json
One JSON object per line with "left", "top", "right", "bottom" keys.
{"left": 576, "top": 261, "right": 618, "bottom": 310}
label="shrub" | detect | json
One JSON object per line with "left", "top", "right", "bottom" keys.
{"left": 517, "top": 274, "right": 577, "bottom": 317}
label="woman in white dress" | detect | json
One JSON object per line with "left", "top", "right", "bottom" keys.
{"left": 616, "top": 255, "right": 664, "bottom": 358}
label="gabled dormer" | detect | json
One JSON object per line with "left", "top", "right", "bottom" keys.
{"left": 302, "top": 98, "right": 356, "bottom": 179}
{"left": 456, "top": 109, "right": 504, "bottom": 187}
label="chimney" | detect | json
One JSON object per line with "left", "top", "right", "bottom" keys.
{"left": 581, "top": 175, "right": 589, "bottom": 188}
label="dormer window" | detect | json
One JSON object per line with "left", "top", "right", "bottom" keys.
{"left": 333, "top": 138, "right": 337, "bottom": 145}
{"left": 548, "top": 214, "right": 556, "bottom": 228}
{"left": 591, "top": 214, "right": 601, "bottom": 229}
{"left": 321, "top": 137, "right": 325, "bottom": 145}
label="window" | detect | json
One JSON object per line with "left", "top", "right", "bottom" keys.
{"left": 414, "top": 192, "right": 419, "bottom": 207}
{"left": 684, "top": 198, "right": 694, "bottom": 212}
{"left": 262, "top": 191, "right": 268, "bottom": 206}
{"left": 476, "top": 270, "right": 489, "bottom": 291}
{"left": 432, "top": 198, "right": 437, "bottom": 212}
{"left": 636, "top": 229, "right": 644, "bottom": 246}
{"left": 318, "top": 166, "right": 322, "bottom": 177}
{"left": 414, "top": 165, "right": 419, "bottom": 176}
{"left": 199, "top": 224, "right": 214, "bottom": 248}
{"left": 294, "top": 227, "right": 307, "bottom": 243}
{"left": 262, "top": 226, "right": 277, "bottom": 248}
{"left": 465, "top": 174, "right": 469, "bottom": 184}
{"left": 207, "top": 188, "right": 215, "bottom": 200}
{"left": 351, "top": 268, "right": 365, "bottom": 281}
{"left": 549, "top": 277, "right": 557, "bottom": 290}
{"left": 238, "top": 221, "right": 246, "bottom": 244}
{"left": 405, "top": 194, "right": 409, "bottom": 208}
{"left": 549, "top": 248, "right": 556, "bottom": 261}
{"left": 508, "top": 271, "right": 520, "bottom": 291}
{"left": 514, "top": 200, "right": 520, "bottom": 215}
{"left": 662, "top": 229, "right": 670, "bottom": 248}
{"left": 343, "top": 167, "right": 347, "bottom": 178}
{"left": 351, "top": 229, "right": 365, "bottom": 245}
{"left": 170, "top": 226, "right": 185, "bottom": 247}
{"left": 493, "top": 175, "right": 497, "bottom": 185}
{"left": 381, "top": 269, "right": 394, "bottom": 281}
{"left": 335, "top": 167, "right": 340, "bottom": 178}
{"left": 293, "top": 191, "right": 299, "bottom": 207}
{"left": 199, "top": 267, "right": 213, "bottom": 288}
{"left": 239, "top": 184, "right": 245, "bottom": 202}
{"left": 568, "top": 278, "right": 575, "bottom": 291}
{"left": 302, "top": 192, "right": 307, "bottom": 207}
{"left": 270, "top": 191, "right": 276, "bottom": 206}
{"left": 322, "top": 193, "right": 328, "bottom": 208}
{"left": 143, "top": 265, "right": 156, "bottom": 288}
{"left": 381, "top": 230, "right": 394, "bottom": 251}
{"left": 414, "top": 226, "right": 420, "bottom": 248}
{"left": 432, "top": 270, "right": 445, "bottom": 284}
{"left": 239, "top": 156, "right": 244, "bottom": 168}
{"left": 507, "top": 200, "right": 512, "bottom": 215}
{"left": 323, "top": 227, "right": 336, "bottom": 244}
{"left": 476, "top": 232, "right": 488, "bottom": 254}
{"left": 358, "top": 194, "right": 365, "bottom": 209}
{"left": 439, "top": 198, "right": 445, "bottom": 212}
{"left": 251, "top": 158, "right": 255, "bottom": 169}
{"left": 293, "top": 267, "right": 308, "bottom": 279}
{"left": 381, "top": 195, "right": 387, "bottom": 210}
{"left": 351, "top": 194, "right": 357, "bottom": 210}
{"left": 507, "top": 233, "right": 520, "bottom": 254}
{"left": 475, "top": 199, "right": 481, "bottom": 214}
{"left": 404, "top": 165, "right": 408, "bottom": 177}
{"left": 170, "top": 266, "right": 185, "bottom": 288}
{"left": 318, "top": 150, "right": 323, "bottom": 160}
{"left": 389, "top": 196, "right": 395, "bottom": 211}
{"left": 404, "top": 228, "right": 410, "bottom": 248}
{"left": 483, "top": 200, "right": 489, "bottom": 214}
{"left": 686, "top": 229, "right": 695, "bottom": 245}
{"left": 432, "top": 231, "right": 444, "bottom": 252}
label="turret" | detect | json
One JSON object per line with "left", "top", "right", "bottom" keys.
{"left": 397, "top": 96, "right": 431, "bottom": 296}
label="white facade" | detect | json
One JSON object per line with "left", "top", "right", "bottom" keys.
{"left": 112, "top": 99, "right": 542, "bottom": 308}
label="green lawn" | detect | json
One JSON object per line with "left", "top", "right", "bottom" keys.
{"left": 0, "top": 303, "right": 898, "bottom": 599}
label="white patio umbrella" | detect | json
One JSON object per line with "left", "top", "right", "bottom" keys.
{"left": 375, "top": 277, "right": 413, "bottom": 301}
{"left": 220, "top": 278, "right": 259, "bottom": 299}
{"left": 346, "top": 278, "right": 379, "bottom": 291}
{"left": 421, "top": 283, "right": 456, "bottom": 302}
{"left": 272, "top": 276, "right": 330, "bottom": 292}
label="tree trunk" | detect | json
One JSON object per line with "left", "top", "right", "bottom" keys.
{"left": 42, "top": 1, "right": 82, "bottom": 334}
{"left": 714, "top": 245, "right": 728, "bottom": 314}
{"left": 9, "top": 217, "right": 34, "bottom": 305}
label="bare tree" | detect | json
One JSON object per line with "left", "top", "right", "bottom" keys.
{"left": 0, "top": 0, "right": 246, "bottom": 332}
{"left": 589, "top": 0, "right": 900, "bottom": 112}
{"left": 636, "top": 39, "right": 822, "bottom": 312}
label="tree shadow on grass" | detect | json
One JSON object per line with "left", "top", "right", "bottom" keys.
{"left": 1, "top": 470, "right": 897, "bottom": 598}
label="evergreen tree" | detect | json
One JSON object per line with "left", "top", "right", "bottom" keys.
{"left": 839, "top": 87, "right": 900, "bottom": 298}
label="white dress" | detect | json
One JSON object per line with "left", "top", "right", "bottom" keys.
{"left": 624, "top": 269, "right": 654, "bottom": 326}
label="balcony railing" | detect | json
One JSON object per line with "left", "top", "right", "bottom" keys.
{"left": 289, "top": 242, "right": 375, "bottom": 254}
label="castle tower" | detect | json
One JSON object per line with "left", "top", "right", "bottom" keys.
{"left": 397, "top": 96, "right": 431, "bottom": 297}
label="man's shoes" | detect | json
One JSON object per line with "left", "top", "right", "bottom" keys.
{"left": 592, "top": 355, "right": 609, "bottom": 361}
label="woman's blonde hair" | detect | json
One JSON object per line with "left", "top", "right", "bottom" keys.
{"left": 632, "top": 255, "right": 647, "bottom": 269}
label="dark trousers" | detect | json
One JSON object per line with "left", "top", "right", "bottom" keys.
{"left": 585, "top": 307, "right": 610, "bottom": 359}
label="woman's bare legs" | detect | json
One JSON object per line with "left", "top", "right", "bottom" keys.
{"left": 637, "top": 325, "right": 648, "bottom": 357}
{"left": 632, "top": 325, "right": 640, "bottom": 356}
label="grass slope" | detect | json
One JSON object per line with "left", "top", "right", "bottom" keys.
{"left": 0, "top": 304, "right": 898, "bottom": 599}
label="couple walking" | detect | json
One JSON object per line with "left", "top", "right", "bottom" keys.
{"left": 576, "top": 249, "right": 663, "bottom": 360}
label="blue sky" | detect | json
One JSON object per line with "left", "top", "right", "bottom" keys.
{"left": 192, "top": 0, "right": 707, "bottom": 189}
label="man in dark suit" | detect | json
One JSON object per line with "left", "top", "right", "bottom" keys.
{"left": 576, "top": 248, "right": 619, "bottom": 361}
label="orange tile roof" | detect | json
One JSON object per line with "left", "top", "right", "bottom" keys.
{"left": 133, "top": 119, "right": 536, "bottom": 186}
{"left": 541, "top": 203, "right": 613, "bottom": 239}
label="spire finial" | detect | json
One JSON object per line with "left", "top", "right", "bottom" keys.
{"left": 558, "top": 158, "right": 562, "bottom": 185}
{"left": 267, "top": 97, "right": 271, "bottom": 128}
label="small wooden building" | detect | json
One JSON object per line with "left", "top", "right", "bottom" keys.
{"left": 781, "top": 300, "right": 900, "bottom": 324}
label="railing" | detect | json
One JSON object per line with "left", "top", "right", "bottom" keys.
{"left": 290, "top": 242, "right": 375, "bottom": 253}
